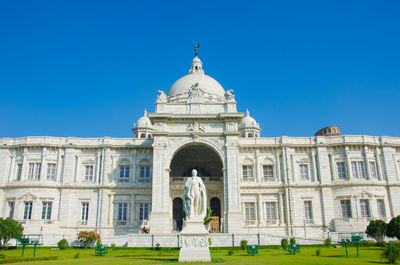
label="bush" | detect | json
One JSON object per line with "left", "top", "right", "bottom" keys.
{"left": 155, "top": 243, "right": 161, "bottom": 251}
{"left": 73, "top": 252, "right": 80, "bottom": 259}
{"left": 316, "top": 249, "right": 321, "bottom": 256}
{"left": 240, "top": 240, "right": 247, "bottom": 251}
{"left": 281, "top": 238, "right": 288, "bottom": 249}
{"left": 324, "top": 238, "right": 331, "bottom": 248}
{"left": 96, "top": 239, "right": 102, "bottom": 246}
{"left": 57, "top": 239, "right": 68, "bottom": 250}
{"left": 77, "top": 231, "right": 100, "bottom": 248}
{"left": 362, "top": 240, "right": 376, "bottom": 247}
{"left": 290, "top": 237, "right": 296, "bottom": 245}
{"left": 111, "top": 243, "right": 116, "bottom": 251}
{"left": 387, "top": 216, "right": 400, "bottom": 240}
{"left": 382, "top": 243, "right": 400, "bottom": 264}
{"left": 0, "top": 256, "right": 57, "bottom": 264}
{"left": 227, "top": 249, "right": 234, "bottom": 256}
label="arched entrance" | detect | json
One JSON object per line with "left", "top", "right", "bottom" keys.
{"left": 169, "top": 143, "right": 224, "bottom": 232}
{"left": 172, "top": 197, "right": 183, "bottom": 231}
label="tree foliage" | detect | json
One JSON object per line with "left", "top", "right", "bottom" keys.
{"left": 0, "top": 218, "right": 23, "bottom": 248}
{"left": 387, "top": 216, "right": 400, "bottom": 240}
{"left": 365, "top": 219, "right": 387, "bottom": 242}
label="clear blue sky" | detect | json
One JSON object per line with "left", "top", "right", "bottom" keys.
{"left": 1, "top": 0, "right": 399, "bottom": 138}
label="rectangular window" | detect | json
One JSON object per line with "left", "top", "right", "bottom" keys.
{"left": 119, "top": 166, "right": 130, "bottom": 182}
{"left": 264, "top": 202, "right": 277, "bottom": 222}
{"left": 28, "top": 163, "right": 41, "bottom": 180}
{"left": 340, "top": 199, "right": 352, "bottom": 219}
{"left": 81, "top": 202, "right": 89, "bottom": 222}
{"left": 139, "top": 166, "right": 151, "bottom": 182}
{"left": 242, "top": 166, "right": 254, "bottom": 181}
{"left": 47, "top": 163, "right": 57, "bottom": 180}
{"left": 352, "top": 161, "right": 366, "bottom": 178}
{"left": 41, "top": 202, "right": 52, "bottom": 220}
{"left": 360, "top": 199, "right": 371, "bottom": 218}
{"left": 85, "top": 165, "right": 94, "bottom": 181}
{"left": 8, "top": 201, "right": 15, "bottom": 219}
{"left": 336, "top": 162, "right": 347, "bottom": 179}
{"left": 118, "top": 203, "right": 128, "bottom": 221}
{"left": 263, "top": 165, "right": 274, "bottom": 181}
{"left": 139, "top": 203, "right": 149, "bottom": 221}
{"left": 304, "top": 201, "right": 313, "bottom": 223}
{"left": 244, "top": 202, "right": 256, "bottom": 221}
{"left": 300, "top": 164, "right": 309, "bottom": 180}
{"left": 23, "top": 202, "right": 33, "bottom": 220}
{"left": 16, "top": 164, "right": 22, "bottom": 181}
{"left": 377, "top": 199, "right": 386, "bottom": 218}
{"left": 369, "top": 161, "right": 378, "bottom": 178}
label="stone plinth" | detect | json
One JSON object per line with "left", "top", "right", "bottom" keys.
{"left": 178, "top": 219, "right": 211, "bottom": 262}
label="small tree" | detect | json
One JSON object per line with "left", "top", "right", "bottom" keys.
{"left": 365, "top": 220, "right": 387, "bottom": 243}
{"left": 382, "top": 243, "right": 400, "bottom": 264}
{"left": 77, "top": 231, "right": 100, "bottom": 248}
{"left": 240, "top": 240, "right": 247, "bottom": 251}
{"left": 0, "top": 218, "right": 23, "bottom": 248}
{"left": 290, "top": 237, "right": 296, "bottom": 245}
{"left": 281, "top": 238, "right": 288, "bottom": 249}
{"left": 387, "top": 216, "right": 400, "bottom": 240}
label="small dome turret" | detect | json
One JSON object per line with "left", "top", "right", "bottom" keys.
{"left": 133, "top": 110, "right": 154, "bottom": 139}
{"left": 239, "top": 110, "right": 261, "bottom": 138}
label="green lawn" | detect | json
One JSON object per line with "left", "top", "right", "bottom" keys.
{"left": 0, "top": 245, "right": 388, "bottom": 264}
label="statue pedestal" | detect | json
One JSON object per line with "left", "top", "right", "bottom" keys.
{"left": 178, "top": 219, "right": 211, "bottom": 262}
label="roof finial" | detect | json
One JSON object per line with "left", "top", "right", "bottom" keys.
{"left": 246, "top": 109, "right": 250, "bottom": 116}
{"left": 144, "top": 109, "right": 148, "bottom": 116}
{"left": 193, "top": 41, "right": 200, "bottom": 57}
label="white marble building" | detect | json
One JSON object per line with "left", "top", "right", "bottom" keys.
{"left": 1, "top": 53, "right": 400, "bottom": 246}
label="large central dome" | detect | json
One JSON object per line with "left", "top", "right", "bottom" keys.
{"left": 167, "top": 56, "right": 226, "bottom": 97}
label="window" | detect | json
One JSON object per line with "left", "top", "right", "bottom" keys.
{"left": 47, "top": 163, "right": 56, "bottom": 180}
{"left": 16, "top": 164, "right": 22, "bottom": 181}
{"left": 139, "top": 166, "right": 151, "bottom": 182}
{"left": 263, "top": 165, "right": 274, "bottom": 181}
{"left": 264, "top": 202, "right": 277, "bottom": 222}
{"left": 336, "top": 162, "right": 347, "bottom": 179}
{"left": 85, "top": 165, "right": 94, "bottom": 181}
{"left": 300, "top": 164, "right": 309, "bottom": 180}
{"left": 139, "top": 203, "right": 150, "bottom": 221}
{"left": 369, "top": 161, "right": 378, "bottom": 178}
{"left": 244, "top": 202, "right": 256, "bottom": 221}
{"left": 351, "top": 161, "right": 366, "bottom": 178}
{"left": 118, "top": 203, "right": 128, "bottom": 221}
{"left": 81, "top": 202, "right": 89, "bottom": 223}
{"left": 28, "top": 163, "right": 41, "bottom": 180}
{"left": 360, "top": 199, "right": 371, "bottom": 218}
{"left": 304, "top": 201, "right": 313, "bottom": 223}
{"left": 340, "top": 199, "right": 352, "bottom": 219}
{"left": 41, "top": 202, "right": 52, "bottom": 220}
{"left": 119, "top": 166, "right": 130, "bottom": 182}
{"left": 242, "top": 166, "right": 254, "bottom": 181}
{"left": 8, "top": 201, "right": 15, "bottom": 218}
{"left": 23, "top": 202, "right": 33, "bottom": 220}
{"left": 377, "top": 199, "right": 386, "bottom": 218}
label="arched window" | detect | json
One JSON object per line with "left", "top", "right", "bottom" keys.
{"left": 140, "top": 133, "right": 146, "bottom": 138}
{"left": 248, "top": 133, "right": 253, "bottom": 138}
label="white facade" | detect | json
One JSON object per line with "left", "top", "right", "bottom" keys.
{"left": 1, "top": 54, "right": 400, "bottom": 245}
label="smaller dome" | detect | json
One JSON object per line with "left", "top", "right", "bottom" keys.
{"left": 239, "top": 110, "right": 259, "bottom": 129}
{"left": 134, "top": 110, "right": 153, "bottom": 129}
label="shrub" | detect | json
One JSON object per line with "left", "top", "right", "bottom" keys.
{"left": 316, "top": 249, "right": 321, "bottom": 256}
{"left": 57, "top": 239, "right": 68, "bottom": 250}
{"left": 362, "top": 240, "right": 376, "bottom": 247}
{"left": 77, "top": 231, "right": 100, "bottom": 248}
{"left": 227, "top": 249, "right": 234, "bottom": 256}
{"left": 96, "top": 239, "right": 102, "bottom": 246}
{"left": 0, "top": 218, "right": 23, "bottom": 249}
{"left": 365, "top": 219, "right": 387, "bottom": 243}
{"left": 281, "top": 238, "right": 288, "bottom": 249}
{"left": 387, "top": 216, "right": 400, "bottom": 240}
{"left": 240, "top": 240, "right": 247, "bottom": 251}
{"left": 324, "top": 238, "right": 331, "bottom": 248}
{"left": 111, "top": 243, "right": 116, "bottom": 251}
{"left": 73, "top": 252, "right": 80, "bottom": 259}
{"left": 290, "top": 237, "right": 296, "bottom": 245}
{"left": 155, "top": 243, "right": 161, "bottom": 251}
{"left": 382, "top": 243, "right": 400, "bottom": 264}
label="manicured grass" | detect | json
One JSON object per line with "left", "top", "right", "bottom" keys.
{"left": 0, "top": 245, "right": 388, "bottom": 264}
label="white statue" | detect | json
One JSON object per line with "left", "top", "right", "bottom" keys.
{"left": 183, "top": 169, "right": 207, "bottom": 220}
